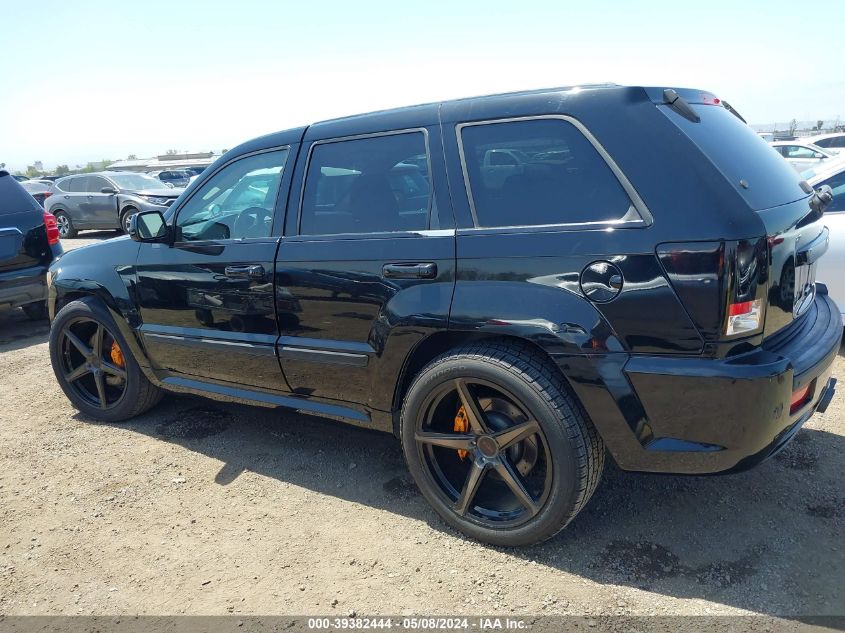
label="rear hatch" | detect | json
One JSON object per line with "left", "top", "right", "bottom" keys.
{"left": 0, "top": 172, "right": 53, "bottom": 273}
{"left": 649, "top": 89, "right": 827, "bottom": 340}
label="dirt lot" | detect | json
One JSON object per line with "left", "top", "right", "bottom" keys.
{"left": 0, "top": 232, "right": 843, "bottom": 618}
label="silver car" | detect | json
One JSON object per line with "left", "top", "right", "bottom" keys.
{"left": 770, "top": 141, "right": 837, "bottom": 172}
{"left": 45, "top": 171, "right": 183, "bottom": 238}
{"left": 804, "top": 158, "right": 845, "bottom": 324}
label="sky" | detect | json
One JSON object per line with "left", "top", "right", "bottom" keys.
{"left": 1, "top": 0, "right": 844, "bottom": 172}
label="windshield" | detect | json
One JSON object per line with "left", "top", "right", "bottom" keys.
{"left": 109, "top": 174, "right": 169, "bottom": 191}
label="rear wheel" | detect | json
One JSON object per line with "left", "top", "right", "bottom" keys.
{"left": 54, "top": 211, "right": 77, "bottom": 239}
{"left": 49, "top": 298, "right": 162, "bottom": 422}
{"left": 119, "top": 207, "right": 138, "bottom": 234}
{"left": 400, "top": 341, "right": 604, "bottom": 546}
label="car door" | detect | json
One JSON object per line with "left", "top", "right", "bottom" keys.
{"left": 59, "top": 176, "right": 89, "bottom": 226}
{"left": 134, "top": 145, "right": 296, "bottom": 391}
{"left": 275, "top": 116, "right": 456, "bottom": 412}
{"left": 84, "top": 175, "right": 118, "bottom": 228}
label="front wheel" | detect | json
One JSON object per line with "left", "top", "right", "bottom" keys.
{"left": 49, "top": 297, "right": 162, "bottom": 422}
{"left": 400, "top": 341, "right": 604, "bottom": 546}
{"left": 119, "top": 207, "right": 138, "bottom": 234}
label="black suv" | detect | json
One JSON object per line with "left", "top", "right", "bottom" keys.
{"left": 1, "top": 171, "right": 62, "bottom": 319}
{"left": 46, "top": 86, "right": 841, "bottom": 546}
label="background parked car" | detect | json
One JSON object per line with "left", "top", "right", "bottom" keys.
{"left": 804, "top": 159, "right": 845, "bottom": 325}
{"left": 11, "top": 175, "right": 29, "bottom": 182}
{"left": 46, "top": 171, "right": 183, "bottom": 238}
{"left": 801, "top": 132, "right": 845, "bottom": 152}
{"left": 770, "top": 140, "right": 836, "bottom": 171}
{"left": 19, "top": 180, "right": 54, "bottom": 206}
{"left": 0, "top": 170, "right": 62, "bottom": 320}
{"left": 148, "top": 169, "right": 192, "bottom": 188}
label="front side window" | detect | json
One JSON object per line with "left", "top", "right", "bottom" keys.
{"left": 110, "top": 173, "right": 168, "bottom": 191}
{"left": 175, "top": 149, "right": 288, "bottom": 241}
{"left": 300, "top": 131, "right": 431, "bottom": 235}
{"left": 459, "top": 118, "right": 635, "bottom": 227}
{"left": 785, "top": 145, "right": 822, "bottom": 159}
{"left": 87, "top": 176, "right": 111, "bottom": 192}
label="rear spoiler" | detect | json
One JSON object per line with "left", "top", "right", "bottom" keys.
{"left": 647, "top": 87, "right": 747, "bottom": 124}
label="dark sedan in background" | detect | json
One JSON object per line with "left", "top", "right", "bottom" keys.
{"left": 45, "top": 171, "right": 183, "bottom": 237}
{"left": 0, "top": 170, "right": 62, "bottom": 319}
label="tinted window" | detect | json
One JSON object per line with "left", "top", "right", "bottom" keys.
{"left": 300, "top": 132, "right": 431, "bottom": 235}
{"left": 175, "top": 149, "right": 288, "bottom": 241}
{"left": 662, "top": 104, "right": 807, "bottom": 211}
{"left": 55, "top": 177, "right": 74, "bottom": 192}
{"left": 833, "top": 137, "right": 845, "bottom": 148}
{"left": 87, "top": 176, "right": 111, "bottom": 192}
{"left": 814, "top": 138, "right": 833, "bottom": 148}
{"left": 820, "top": 172, "right": 845, "bottom": 212}
{"left": 67, "top": 177, "right": 88, "bottom": 193}
{"left": 459, "top": 119, "right": 633, "bottom": 227}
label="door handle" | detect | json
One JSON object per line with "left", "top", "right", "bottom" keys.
{"left": 225, "top": 264, "right": 265, "bottom": 280}
{"left": 382, "top": 262, "right": 437, "bottom": 279}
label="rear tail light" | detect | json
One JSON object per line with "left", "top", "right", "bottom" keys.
{"left": 43, "top": 211, "right": 60, "bottom": 245}
{"left": 725, "top": 299, "right": 763, "bottom": 336}
{"left": 43, "top": 191, "right": 52, "bottom": 200}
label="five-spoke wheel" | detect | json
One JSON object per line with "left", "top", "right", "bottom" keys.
{"left": 50, "top": 297, "right": 162, "bottom": 422}
{"left": 401, "top": 342, "right": 604, "bottom": 546}
{"left": 56, "top": 317, "right": 128, "bottom": 410}
{"left": 414, "top": 377, "right": 552, "bottom": 526}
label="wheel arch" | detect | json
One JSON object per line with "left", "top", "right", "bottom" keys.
{"left": 51, "top": 280, "right": 154, "bottom": 376}
{"left": 390, "top": 331, "right": 569, "bottom": 436}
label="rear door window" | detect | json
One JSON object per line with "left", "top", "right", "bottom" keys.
{"left": 67, "top": 177, "right": 89, "bottom": 193}
{"left": 458, "top": 118, "right": 635, "bottom": 227}
{"left": 300, "top": 131, "right": 431, "bottom": 235}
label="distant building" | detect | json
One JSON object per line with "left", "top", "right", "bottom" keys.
{"left": 108, "top": 151, "right": 221, "bottom": 173}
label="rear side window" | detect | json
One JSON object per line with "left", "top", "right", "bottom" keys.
{"left": 55, "top": 177, "right": 74, "bottom": 192}
{"left": 660, "top": 104, "right": 808, "bottom": 211}
{"left": 300, "top": 131, "right": 431, "bottom": 235}
{"left": 459, "top": 118, "right": 634, "bottom": 228}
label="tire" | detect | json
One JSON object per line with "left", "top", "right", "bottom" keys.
{"left": 49, "top": 297, "right": 163, "bottom": 422}
{"left": 53, "top": 211, "right": 77, "bottom": 239}
{"left": 21, "top": 301, "right": 48, "bottom": 321}
{"left": 119, "top": 207, "right": 138, "bottom": 234}
{"left": 400, "top": 340, "right": 604, "bottom": 546}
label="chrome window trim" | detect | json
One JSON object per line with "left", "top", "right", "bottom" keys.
{"left": 455, "top": 115, "right": 654, "bottom": 229}
{"left": 296, "top": 127, "right": 434, "bottom": 237}
{"left": 170, "top": 146, "right": 291, "bottom": 244}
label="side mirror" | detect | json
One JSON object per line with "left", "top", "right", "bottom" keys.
{"left": 101, "top": 187, "right": 117, "bottom": 194}
{"left": 129, "top": 210, "right": 169, "bottom": 243}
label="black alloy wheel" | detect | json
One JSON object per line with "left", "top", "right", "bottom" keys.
{"left": 401, "top": 342, "right": 605, "bottom": 546}
{"left": 49, "top": 298, "right": 162, "bottom": 422}
{"left": 414, "top": 377, "right": 552, "bottom": 527}
{"left": 55, "top": 316, "right": 128, "bottom": 410}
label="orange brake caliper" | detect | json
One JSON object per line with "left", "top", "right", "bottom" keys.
{"left": 454, "top": 405, "right": 469, "bottom": 460}
{"left": 110, "top": 341, "right": 125, "bottom": 369}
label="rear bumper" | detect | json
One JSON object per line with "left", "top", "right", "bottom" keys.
{"left": 572, "top": 292, "right": 841, "bottom": 474}
{"left": 0, "top": 264, "right": 48, "bottom": 309}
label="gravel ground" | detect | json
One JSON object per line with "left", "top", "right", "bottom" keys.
{"left": 0, "top": 232, "right": 842, "bottom": 617}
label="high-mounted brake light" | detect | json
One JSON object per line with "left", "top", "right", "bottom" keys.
{"left": 725, "top": 298, "right": 762, "bottom": 336}
{"left": 43, "top": 211, "right": 60, "bottom": 245}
